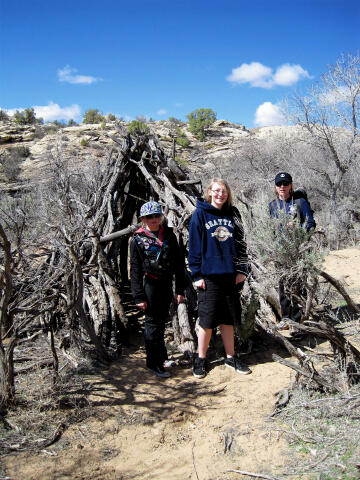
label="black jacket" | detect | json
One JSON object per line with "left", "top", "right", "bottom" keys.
{"left": 130, "top": 225, "right": 186, "bottom": 304}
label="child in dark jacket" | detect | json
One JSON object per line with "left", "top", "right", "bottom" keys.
{"left": 130, "top": 201, "right": 185, "bottom": 378}
{"left": 188, "top": 178, "right": 252, "bottom": 379}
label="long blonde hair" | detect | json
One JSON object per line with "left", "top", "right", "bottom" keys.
{"left": 204, "top": 178, "right": 233, "bottom": 207}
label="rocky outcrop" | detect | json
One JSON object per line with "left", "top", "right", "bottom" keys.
{"left": 0, "top": 118, "right": 297, "bottom": 191}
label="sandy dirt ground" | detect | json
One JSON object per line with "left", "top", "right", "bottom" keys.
{"left": 3, "top": 247, "right": 360, "bottom": 480}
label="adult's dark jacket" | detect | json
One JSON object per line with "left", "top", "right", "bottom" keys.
{"left": 130, "top": 225, "right": 186, "bottom": 304}
{"left": 269, "top": 195, "right": 316, "bottom": 232}
{"left": 188, "top": 199, "right": 249, "bottom": 282}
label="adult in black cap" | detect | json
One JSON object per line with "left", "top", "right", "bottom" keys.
{"left": 269, "top": 172, "right": 316, "bottom": 327}
{"left": 269, "top": 172, "right": 315, "bottom": 231}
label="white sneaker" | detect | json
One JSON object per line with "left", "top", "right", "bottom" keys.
{"left": 163, "top": 359, "right": 176, "bottom": 368}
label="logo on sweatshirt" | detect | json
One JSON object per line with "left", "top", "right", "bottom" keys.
{"left": 211, "top": 226, "right": 233, "bottom": 241}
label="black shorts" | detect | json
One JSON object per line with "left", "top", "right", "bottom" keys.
{"left": 197, "top": 275, "right": 242, "bottom": 329}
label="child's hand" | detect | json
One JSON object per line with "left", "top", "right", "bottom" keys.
{"left": 136, "top": 301, "right": 147, "bottom": 311}
{"left": 194, "top": 279, "right": 205, "bottom": 289}
{"left": 235, "top": 273, "right": 246, "bottom": 284}
{"left": 176, "top": 295, "right": 184, "bottom": 304}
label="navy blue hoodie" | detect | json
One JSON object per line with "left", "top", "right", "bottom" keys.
{"left": 188, "top": 199, "right": 248, "bottom": 281}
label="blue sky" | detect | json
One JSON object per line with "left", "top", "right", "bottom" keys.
{"left": 1, "top": 0, "right": 359, "bottom": 127}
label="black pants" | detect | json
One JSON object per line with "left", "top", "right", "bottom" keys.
{"left": 143, "top": 277, "right": 173, "bottom": 369}
{"left": 279, "top": 279, "right": 303, "bottom": 322}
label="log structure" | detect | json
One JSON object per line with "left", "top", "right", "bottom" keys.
{"left": 80, "top": 132, "right": 200, "bottom": 356}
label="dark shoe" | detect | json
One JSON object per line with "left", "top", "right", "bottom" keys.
{"left": 147, "top": 366, "right": 170, "bottom": 378}
{"left": 225, "top": 356, "right": 252, "bottom": 375}
{"left": 193, "top": 357, "right": 206, "bottom": 378}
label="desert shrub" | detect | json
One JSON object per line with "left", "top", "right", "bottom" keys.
{"left": 13, "top": 108, "right": 41, "bottom": 125}
{"left": 274, "top": 383, "right": 360, "bottom": 478}
{"left": 100, "top": 120, "right": 106, "bottom": 130}
{"left": 175, "top": 128, "right": 190, "bottom": 148}
{"left": 68, "top": 119, "right": 78, "bottom": 126}
{"left": 128, "top": 120, "right": 150, "bottom": 135}
{"left": 186, "top": 108, "right": 216, "bottom": 141}
{"left": 80, "top": 138, "right": 89, "bottom": 147}
{"left": 0, "top": 146, "right": 29, "bottom": 182}
{"left": 174, "top": 156, "right": 189, "bottom": 167}
{"left": 135, "top": 115, "right": 147, "bottom": 123}
{"left": 168, "top": 117, "right": 184, "bottom": 126}
{"left": 247, "top": 197, "right": 324, "bottom": 291}
{"left": 0, "top": 109, "right": 9, "bottom": 121}
{"left": 106, "top": 113, "right": 116, "bottom": 121}
{"left": 82, "top": 109, "right": 105, "bottom": 124}
{"left": 52, "top": 120, "right": 66, "bottom": 127}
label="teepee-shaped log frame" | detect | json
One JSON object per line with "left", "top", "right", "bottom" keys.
{"left": 85, "top": 132, "right": 201, "bottom": 356}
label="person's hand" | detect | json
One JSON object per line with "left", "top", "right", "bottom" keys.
{"left": 194, "top": 279, "right": 206, "bottom": 289}
{"left": 176, "top": 295, "right": 184, "bottom": 304}
{"left": 136, "top": 301, "right": 147, "bottom": 311}
{"left": 235, "top": 273, "right": 246, "bottom": 284}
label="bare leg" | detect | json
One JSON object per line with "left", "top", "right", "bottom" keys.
{"left": 197, "top": 326, "right": 212, "bottom": 358}
{"left": 220, "top": 324, "right": 235, "bottom": 357}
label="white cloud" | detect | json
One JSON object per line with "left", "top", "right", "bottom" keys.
{"left": 227, "top": 62, "right": 310, "bottom": 89}
{"left": 34, "top": 102, "right": 81, "bottom": 121}
{"left": 254, "top": 102, "right": 286, "bottom": 126}
{"left": 273, "top": 64, "right": 310, "bottom": 86}
{"left": 6, "top": 102, "right": 81, "bottom": 122}
{"left": 227, "top": 62, "right": 273, "bottom": 88}
{"left": 57, "top": 65, "right": 101, "bottom": 85}
{"left": 174, "top": 102, "right": 184, "bottom": 107}
{"left": 157, "top": 109, "right": 167, "bottom": 115}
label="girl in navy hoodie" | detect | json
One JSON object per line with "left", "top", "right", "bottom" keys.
{"left": 188, "top": 179, "right": 251, "bottom": 378}
{"left": 130, "top": 201, "right": 185, "bottom": 378}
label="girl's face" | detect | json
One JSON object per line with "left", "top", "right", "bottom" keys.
{"left": 275, "top": 181, "right": 292, "bottom": 200}
{"left": 209, "top": 182, "right": 228, "bottom": 209}
{"left": 142, "top": 214, "right": 162, "bottom": 232}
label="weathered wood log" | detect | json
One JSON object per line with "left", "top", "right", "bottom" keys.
{"left": 318, "top": 269, "right": 360, "bottom": 314}
{"left": 176, "top": 302, "right": 196, "bottom": 355}
{"left": 272, "top": 353, "right": 341, "bottom": 392}
{"left": 287, "top": 319, "right": 360, "bottom": 363}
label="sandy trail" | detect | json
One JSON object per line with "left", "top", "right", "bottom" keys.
{"left": 4, "top": 247, "right": 359, "bottom": 480}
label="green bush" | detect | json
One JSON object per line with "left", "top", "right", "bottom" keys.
{"left": 106, "top": 114, "right": 116, "bottom": 121}
{"left": 175, "top": 128, "right": 190, "bottom": 148}
{"left": 80, "top": 138, "right": 89, "bottom": 147}
{"left": 100, "top": 120, "right": 106, "bottom": 130}
{"left": 186, "top": 108, "right": 216, "bottom": 141}
{"left": 174, "top": 156, "right": 189, "bottom": 167}
{"left": 128, "top": 120, "right": 150, "bottom": 135}
{"left": 82, "top": 109, "right": 105, "bottom": 124}
{"left": 0, "top": 110, "right": 9, "bottom": 121}
{"left": 68, "top": 119, "right": 77, "bottom": 126}
{"left": 13, "top": 108, "right": 39, "bottom": 125}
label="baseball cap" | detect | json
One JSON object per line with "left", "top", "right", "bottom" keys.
{"left": 139, "top": 201, "right": 162, "bottom": 217}
{"left": 274, "top": 172, "right": 292, "bottom": 185}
